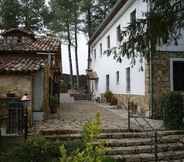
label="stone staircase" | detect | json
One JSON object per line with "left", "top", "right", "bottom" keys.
{"left": 39, "top": 129, "right": 184, "bottom": 162}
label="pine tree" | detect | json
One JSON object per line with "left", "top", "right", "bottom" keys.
{"left": 20, "top": 0, "right": 48, "bottom": 32}
{"left": 48, "top": 0, "right": 76, "bottom": 89}
{"left": 0, "top": 0, "right": 21, "bottom": 29}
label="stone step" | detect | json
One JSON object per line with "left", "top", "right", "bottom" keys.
{"left": 39, "top": 128, "right": 142, "bottom": 136}
{"left": 99, "top": 131, "right": 184, "bottom": 139}
{"left": 44, "top": 131, "right": 184, "bottom": 142}
{"left": 98, "top": 136, "right": 184, "bottom": 147}
{"left": 109, "top": 150, "right": 184, "bottom": 162}
{"left": 106, "top": 143, "right": 184, "bottom": 155}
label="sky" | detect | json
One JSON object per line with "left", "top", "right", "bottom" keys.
{"left": 61, "top": 34, "right": 88, "bottom": 74}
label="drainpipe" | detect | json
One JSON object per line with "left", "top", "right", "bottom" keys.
{"left": 149, "top": 52, "right": 154, "bottom": 119}
{"left": 148, "top": 0, "right": 154, "bottom": 119}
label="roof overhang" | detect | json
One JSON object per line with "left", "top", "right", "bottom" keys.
{"left": 88, "top": 0, "right": 128, "bottom": 45}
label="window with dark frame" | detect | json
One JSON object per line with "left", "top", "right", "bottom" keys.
{"left": 130, "top": 9, "right": 136, "bottom": 31}
{"left": 173, "top": 61, "right": 184, "bottom": 91}
{"left": 126, "top": 67, "right": 131, "bottom": 92}
{"left": 95, "top": 79, "right": 99, "bottom": 91}
{"left": 94, "top": 49, "right": 96, "bottom": 59}
{"left": 100, "top": 43, "right": 103, "bottom": 56}
{"left": 116, "top": 71, "right": 120, "bottom": 84}
{"left": 106, "top": 74, "right": 110, "bottom": 91}
{"left": 116, "top": 25, "right": 122, "bottom": 42}
{"left": 107, "top": 35, "right": 110, "bottom": 49}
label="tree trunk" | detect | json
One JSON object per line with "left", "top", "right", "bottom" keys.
{"left": 74, "top": 0, "right": 80, "bottom": 89}
{"left": 87, "top": 8, "right": 92, "bottom": 70}
{"left": 67, "top": 22, "right": 74, "bottom": 89}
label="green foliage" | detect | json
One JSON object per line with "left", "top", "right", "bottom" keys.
{"left": 104, "top": 91, "right": 113, "bottom": 103}
{"left": 49, "top": 96, "right": 58, "bottom": 113}
{"left": 0, "top": 0, "right": 21, "bottom": 29}
{"left": 161, "top": 92, "right": 184, "bottom": 129}
{"left": 60, "top": 81, "right": 69, "bottom": 93}
{"left": 80, "top": 0, "right": 118, "bottom": 36}
{"left": 0, "top": 0, "right": 48, "bottom": 31}
{"left": 49, "top": 96, "right": 58, "bottom": 107}
{"left": 82, "top": 112, "right": 101, "bottom": 143}
{"left": 59, "top": 113, "right": 115, "bottom": 162}
{"left": 0, "top": 114, "right": 116, "bottom": 162}
{"left": 108, "top": 0, "right": 184, "bottom": 66}
{"left": 0, "top": 136, "right": 60, "bottom": 162}
{"left": 20, "top": 0, "right": 49, "bottom": 32}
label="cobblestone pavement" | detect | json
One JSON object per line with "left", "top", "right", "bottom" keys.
{"left": 34, "top": 101, "right": 130, "bottom": 132}
{"left": 34, "top": 101, "right": 164, "bottom": 133}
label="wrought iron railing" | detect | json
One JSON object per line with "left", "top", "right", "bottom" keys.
{"left": 127, "top": 101, "right": 184, "bottom": 162}
{"left": 127, "top": 101, "right": 159, "bottom": 162}
{"left": 0, "top": 98, "right": 28, "bottom": 140}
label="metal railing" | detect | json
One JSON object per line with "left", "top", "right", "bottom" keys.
{"left": 0, "top": 98, "right": 28, "bottom": 141}
{"left": 127, "top": 101, "right": 159, "bottom": 162}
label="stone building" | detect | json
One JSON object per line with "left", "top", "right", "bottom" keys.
{"left": 0, "top": 28, "right": 62, "bottom": 121}
{"left": 88, "top": 0, "right": 184, "bottom": 118}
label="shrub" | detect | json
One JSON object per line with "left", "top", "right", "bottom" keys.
{"left": 60, "top": 81, "right": 69, "bottom": 93}
{"left": 104, "top": 91, "right": 113, "bottom": 103}
{"left": 110, "top": 96, "right": 118, "bottom": 105}
{"left": 59, "top": 112, "right": 116, "bottom": 162}
{"left": 49, "top": 96, "right": 58, "bottom": 113}
{"left": 0, "top": 136, "right": 60, "bottom": 162}
{"left": 161, "top": 92, "right": 184, "bottom": 129}
{"left": 0, "top": 114, "right": 117, "bottom": 162}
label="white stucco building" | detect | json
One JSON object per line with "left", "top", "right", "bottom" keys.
{"left": 88, "top": 0, "right": 184, "bottom": 118}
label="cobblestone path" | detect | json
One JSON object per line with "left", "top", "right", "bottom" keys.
{"left": 35, "top": 101, "right": 131, "bottom": 132}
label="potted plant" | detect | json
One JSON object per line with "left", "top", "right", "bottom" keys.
{"left": 49, "top": 96, "right": 58, "bottom": 113}
{"left": 110, "top": 96, "right": 118, "bottom": 106}
{"left": 104, "top": 91, "right": 113, "bottom": 103}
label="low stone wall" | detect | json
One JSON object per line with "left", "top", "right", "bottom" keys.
{"left": 101, "top": 93, "right": 149, "bottom": 113}
{"left": 114, "top": 94, "right": 149, "bottom": 113}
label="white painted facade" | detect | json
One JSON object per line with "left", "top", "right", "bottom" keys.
{"left": 89, "top": 0, "right": 184, "bottom": 100}
{"left": 90, "top": 0, "right": 148, "bottom": 98}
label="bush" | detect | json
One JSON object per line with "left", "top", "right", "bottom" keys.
{"left": 59, "top": 113, "right": 116, "bottom": 162}
{"left": 0, "top": 114, "right": 117, "bottom": 162}
{"left": 49, "top": 96, "right": 58, "bottom": 113}
{"left": 0, "top": 136, "right": 60, "bottom": 162}
{"left": 161, "top": 92, "right": 184, "bottom": 129}
{"left": 104, "top": 91, "right": 113, "bottom": 103}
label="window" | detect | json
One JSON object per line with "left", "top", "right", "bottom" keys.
{"left": 116, "top": 25, "right": 122, "bottom": 42}
{"left": 172, "top": 61, "right": 184, "bottom": 91}
{"left": 100, "top": 43, "right": 103, "bottom": 56}
{"left": 107, "top": 35, "right": 110, "bottom": 49}
{"left": 116, "top": 71, "right": 120, "bottom": 84}
{"left": 130, "top": 9, "right": 136, "bottom": 31}
{"left": 94, "top": 49, "right": 96, "bottom": 59}
{"left": 106, "top": 74, "right": 110, "bottom": 91}
{"left": 126, "top": 67, "right": 131, "bottom": 92}
{"left": 95, "top": 79, "right": 99, "bottom": 91}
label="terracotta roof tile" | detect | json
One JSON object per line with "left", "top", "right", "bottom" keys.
{"left": 0, "top": 55, "right": 47, "bottom": 72}
{"left": 0, "top": 37, "right": 60, "bottom": 53}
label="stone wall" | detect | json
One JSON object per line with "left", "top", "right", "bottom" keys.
{"left": 152, "top": 52, "right": 184, "bottom": 118}
{"left": 0, "top": 74, "right": 32, "bottom": 98}
{"left": 114, "top": 94, "right": 149, "bottom": 113}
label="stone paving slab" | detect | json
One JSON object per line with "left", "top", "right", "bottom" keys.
{"left": 33, "top": 101, "right": 164, "bottom": 133}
